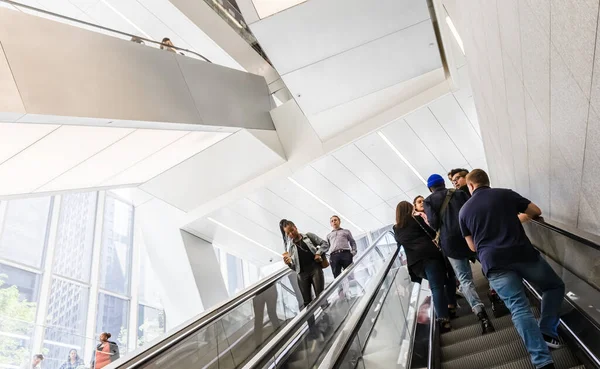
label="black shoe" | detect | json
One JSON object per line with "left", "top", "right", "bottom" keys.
{"left": 489, "top": 290, "right": 510, "bottom": 318}
{"left": 543, "top": 334, "right": 562, "bottom": 349}
{"left": 477, "top": 311, "right": 495, "bottom": 334}
{"left": 448, "top": 307, "right": 457, "bottom": 320}
{"left": 539, "top": 363, "right": 556, "bottom": 369}
{"left": 438, "top": 318, "right": 452, "bottom": 333}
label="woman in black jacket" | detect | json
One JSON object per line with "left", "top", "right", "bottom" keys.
{"left": 393, "top": 201, "right": 456, "bottom": 332}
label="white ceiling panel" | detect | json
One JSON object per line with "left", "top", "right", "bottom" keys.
{"left": 186, "top": 219, "right": 276, "bottom": 266}
{"left": 209, "top": 207, "right": 283, "bottom": 254}
{"left": 348, "top": 211, "right": 382, "bottom": 234}
{"left": 386, "top": 193, "right": 411, "bottom": 209}
{"left": 250, "top": 0, "right": 430, "bottom": 74}
{"left": 354, "top": 133, "right": 424, "bottom": 192}
{"left": 281, "top": 20, "right": 442, "bottom": 116}
{"left": 246, "top": 188, "right": 330, "bottom": 236}
{"left": 381, "top": 120, "right": 449, "bottom": 185}
{"left": 0, "top": 125, "right": 133, "bottom": 195}
{"left": 230, "top": 197, "right": 282, "bottom": 239}
{"left": 405, "top": 106, "right": 467, "bottom": 171}
{"left": 291, "top": 166, "right": 364, "bottom": 218}
{"left": 39, "top": 129, "right": 186, "bottom": 191}
{"left": 250, "top": 0, "right": 306, "bottom": 19}
{"left": 0, "top": 123, "right": 59, "bottom": 163}
{"left": 368, "top": 202, "right": 395, "bottom": 226}
{"left": 332, "top": 144, "right": 404, "bottom": 201}
{"left": 102, "top": 131, "right": 230, "bottom": 186}
{"left": 428, "top": 94, "right": 486, "bottom": 167}
{"left": 406, "top": 185, "right": 432, "bottom": 202}
{"left": 267, "top": 178, "right": 351, "bottom": 233}
{"left": 310, "top": 155, "right": 383, "bottom": 210}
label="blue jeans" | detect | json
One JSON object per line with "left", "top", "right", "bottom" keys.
{"left": 423, "top": 258, "right": 457, "bottom": 319}
{"left": 447, "top": 257, "right": 485, "bottom": 314}
{"left": 487, "top": 255, "right": 565, "bottom": 369}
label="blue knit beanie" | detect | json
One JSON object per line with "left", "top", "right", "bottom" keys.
{"left": 427, "top": 174, "right": 445, "bottom": 188}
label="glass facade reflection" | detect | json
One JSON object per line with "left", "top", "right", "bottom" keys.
{"left": 0, "top": 192, "right": 165, "bottom": 369}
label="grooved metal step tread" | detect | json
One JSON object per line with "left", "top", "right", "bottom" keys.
{"left": 442, "top": 326, "right": 521, "bottom": 361}
{"left": 441, "top": 314, "right": 514, "bottom": 346}
{"left": 450, "top": 306, "right": 499, "bottom": 330}
{"left": 441, "top": 338, "right": 529, "bottom": 369}
{"left": 484, "top": 348, "right": 578, "bottom": 369}
{"left": 441, "top": 306, "right": 540, "bottom": 346}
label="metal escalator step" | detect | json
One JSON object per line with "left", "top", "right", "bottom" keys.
{"left": 441, "top": 314, "right": 514, "bottom": 346}
{"left": 441, "top": 338, "right": 529, "bottom": 369}
{"left": 451, "top": 307, "right": 497, "bottom": 329}
{"left": 442, "top": 326, "right": 521, "bottom": 361}
{"left": 441, "top": 306, "right": 540, "bottom": 347}
{"left": 485, "top": 348, "right": 579, "bottom": 369}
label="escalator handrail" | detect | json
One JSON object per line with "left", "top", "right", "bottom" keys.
{"left": 113, "top": 267, "right": 292, "bottom": 368}
{"left": 531, "top": 217, "right": 600, "bottom": 252}
{"left": 242, "top": 230, "right": 395, "bottom": 368}
{"left": 0, "top": 0, "right": 213, "bottom": 63}
{"left": 328, "top": 239, "right": 400, "bottom": 368}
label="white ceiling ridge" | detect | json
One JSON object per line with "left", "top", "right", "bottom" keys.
{"left": 206, "top": 217, "right": 281, "bottom": 256}
{"left": 180, "top": 80, "right": 450, "bottom": 226}
{"left": 287, "top": 177, "right": 364, "bottom": 233}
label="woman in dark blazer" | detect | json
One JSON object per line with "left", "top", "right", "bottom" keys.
{"left": 393, "top": 201, "right": 456, "bottom": 332}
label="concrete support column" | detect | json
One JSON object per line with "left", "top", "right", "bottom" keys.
{"left": 180, "top": 231, "right": 229, "bottom": 310}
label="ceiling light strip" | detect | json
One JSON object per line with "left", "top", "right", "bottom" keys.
{"left": 100, "top": 0, "right": 152, "bottom": 39}
{"left": 288, "top": 177, "right": 365, "bottom": 233}
{"left": 207, "top": 217, "right": 281, "bottom": 256}
{"left": 377, "top": 131, "right": 427, "bottom": 185}
{"left": 445, "top": 16, "right": 465, "bottom": 55}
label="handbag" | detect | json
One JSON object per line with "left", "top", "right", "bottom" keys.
{"left": 319, "top": 254, "right": 330, "bottom": 269}
{"left": 412, "top": 214, "right": 440, "bottom": 249}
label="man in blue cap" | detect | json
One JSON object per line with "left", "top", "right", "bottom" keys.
{"left": 423, "top": 173, "right": 494, "bottom": 334}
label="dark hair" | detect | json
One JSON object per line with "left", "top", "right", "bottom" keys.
{"left": 449, "top": 168, "right": 469, "bottom": 179}
{"left": 466, "top": 169, "right": 490, "bottom": 187}
{"left": 412, "top": 195, "right": 424, "bottom": 207}
{"left": 395, "top": 201, "right": 414, "bottom": 228}
{"left": 33, "top": 354, "right": 44, "bottom": 360}
{"left": 102, "top": 332, "right": 111, "bottom": 339}
{"left": 279, "top": 219, "right": 295, "bottom": 246}
{"left": 68, "top": 349, "right": 80, "bottom": 362}
{"left": 162, "top": 37, "right": 171, "bottom": 42}
{"left": 330, "top": 215, "right": 340, "bottom": 222}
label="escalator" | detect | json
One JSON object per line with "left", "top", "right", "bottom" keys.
{"left": 110, "top": 231, "right": 398, "bottom": 369}
{"left": 112, "top": 219, "right": 600, "bottom": 369}
{"left": 324, "top": 219, "right": 600, "bottom": 369}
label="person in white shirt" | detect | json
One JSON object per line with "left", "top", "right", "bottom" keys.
{"left": 326, "top": 215, "right": 357, "bottom": 278}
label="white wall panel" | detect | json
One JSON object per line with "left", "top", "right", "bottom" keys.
{"left": 348, "top": 211, "right": 382, "bottom": 235}
{"left": 311, "top": 155, "right": 383, "bottom": 210}
{"left": 332, "top": 144, "right": 404, "bottom": 201}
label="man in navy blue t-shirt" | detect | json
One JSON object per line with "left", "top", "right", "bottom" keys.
{"left": 459, "top": 169, "right": 565, "bottom": 369}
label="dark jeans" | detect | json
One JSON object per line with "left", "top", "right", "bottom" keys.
{"left": 330, "top": 250, "right": 353, "bottom": 278}
{"left": 298, "top": 268, "right": 325, "bottom": 333}
{"left": 252, "top": 284, "right": 281, "bottom": 346}
{"left": 423, "top": 258, "right": 457, "bottom": 319}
